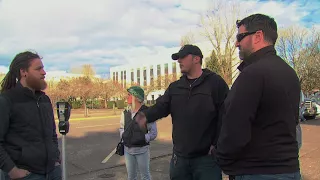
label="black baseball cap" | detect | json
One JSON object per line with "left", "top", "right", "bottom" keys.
{"left": 171, "top": 44, "right": 203, "bottom": 60}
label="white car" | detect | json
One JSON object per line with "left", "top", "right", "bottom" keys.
{"left": 315, "top": 103, "right": 320, "bottom": 115}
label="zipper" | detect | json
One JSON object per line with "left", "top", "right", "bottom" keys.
{"left": 36, "top": 95, "right": 49, "bottom": 176}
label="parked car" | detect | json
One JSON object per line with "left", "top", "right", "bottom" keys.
{"left": 303, "top": 98, "right": 318, "bottom": 119}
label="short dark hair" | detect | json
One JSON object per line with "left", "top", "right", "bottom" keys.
{"left": 1, "top": 51, "right": 41, "bottom": 93}
{"left": 191, "top": 55, "right": 202, "bottom": 65}
{"left": 236, "top": 13, "right": 278, "bottom": 44}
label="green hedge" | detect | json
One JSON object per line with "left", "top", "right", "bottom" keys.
{"left": 107, "top": 101, "right": 115, "bottom": 109}
{"left": 116, "top": 100, "right": 125, "bottom": 109}
{"left": 58, "top": 99, "right": 128, "bottom": 109}
{"left": 86, "top": 100, "right": 104, "bottom": 109}
{"left": 71, "top": 101, "right": 83, "bottom": 109}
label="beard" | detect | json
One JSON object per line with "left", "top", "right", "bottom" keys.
{"left": 239, "top": 46, "right": 253, "bottom": 60}
{"left": 180, "top": 64, "right": 191, "bottom": 74}
{"left": 26, "top": 76, "right": 47, "bottom": 91}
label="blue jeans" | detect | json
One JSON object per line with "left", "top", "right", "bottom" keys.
{"left": 125, "top": 150, "right": 151, "bottom": 180}
{"left": 233, "top": 172, "right": 301, "bottom": 180}
{"left": 0, "top": 170, "right": 4, "bottom": 180}
{"left": 3, "top": 165, "right": 61, "bottom": 180}
{"left": 170, "top": 153, "right": 222, "bottom": 180}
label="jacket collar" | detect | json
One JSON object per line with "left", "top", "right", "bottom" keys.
{"left": 237, "top": 45, "right": 276, "bottom": 72}
{"left": 14, "top": 81, "right": 45, "bottom": 98}
{"left": 178, "top": 68, "right": 213, "bottom": 88}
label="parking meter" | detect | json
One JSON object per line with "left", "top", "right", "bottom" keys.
{"left": 56, "top": 102, "right": 71, "bottom": 180}
{"left": 57, "top": 102, "right": 71, "bottom": 135}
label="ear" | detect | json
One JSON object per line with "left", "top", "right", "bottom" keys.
{"left": 253, "top": 30, "right": 263, "bottom": 44}
{"left": 20, "top": 68, "right": 27, "bottom": 77}
{"left": 193, "top": 56, "right": 201, "bottom": 64}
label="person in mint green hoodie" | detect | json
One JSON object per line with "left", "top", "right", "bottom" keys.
{"left": 119, "top": 86, "right": 157, "bottom": 180}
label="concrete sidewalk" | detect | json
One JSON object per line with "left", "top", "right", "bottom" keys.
{"left": 69, "top": 155, "right": 229, "bottom": 180}
{"left": 67, "top": 140, "right": 173, "bottom": 179}
{"left": 69, "top": 118, "right": 320, "bottom": 180}
{"left": 69, "top": 154, "right": 172, "bottom": 180}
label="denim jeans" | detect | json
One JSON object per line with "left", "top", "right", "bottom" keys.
{"left": 125, "top": 150, "right": 151, "bottom": 180}
{"left": 0, "top": 170, "right": 4, "bottom": 180}
{"left": 232, "top": 171, "right": 301, "bottom": 180}
{"left": 3, "top": 165, "right": 61, "bottom": 180}
{"left": 169, "top": 153, "right": 222, "bottom": 180}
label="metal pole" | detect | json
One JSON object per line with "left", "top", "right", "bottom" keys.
{"left": 62, "top": 135, "right": 67, "bottom": 180}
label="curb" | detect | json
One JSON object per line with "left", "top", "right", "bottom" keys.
{"left": 69, "top": 153, "right": 172, "bottom": 177}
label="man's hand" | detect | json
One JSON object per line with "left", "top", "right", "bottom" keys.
{"left": 135, "top": 112, "right": 147, "bottom": 132}
{"left": 208, "top": 145, "right": 216, "bottom": 155}
{"left": 55, "top": 162, "right": 60, "bottom": 166}
{"left": 8, "top": 166, "right": 30, "bottom": 179}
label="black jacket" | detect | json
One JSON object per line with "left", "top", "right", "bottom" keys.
{"left": 144, "top": 69, "right": 229, "bottom": 158}
{"left": 216, "top": 46, "right": 300, "bottom": 175}
{"left": 0, "top": 83, "right": 60, "bottom": 174}
{"left": 122, "top": 105, "right": 150, "bottom": 148}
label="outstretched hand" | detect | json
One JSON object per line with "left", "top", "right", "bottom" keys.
{"left": 135, "top": 112, "right": 147, "bottom": 132}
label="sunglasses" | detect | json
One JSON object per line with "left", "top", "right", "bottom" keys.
{"left": 236, "top": 31, "right": 257, "bottom": 42}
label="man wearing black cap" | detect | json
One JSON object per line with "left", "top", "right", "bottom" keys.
{"left": 136, "top": 44, "right": 229, "bottom": 180}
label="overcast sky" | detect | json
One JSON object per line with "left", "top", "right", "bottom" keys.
{"left": 0, "top": 0, "right": 319, "bottom": 78}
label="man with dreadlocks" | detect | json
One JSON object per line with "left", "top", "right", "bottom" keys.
{"left": 0, "top": 51, "right": 61, "bottom": 180}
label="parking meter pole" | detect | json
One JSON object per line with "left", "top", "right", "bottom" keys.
{"left": 56, "top": 102, "right": 71, "bottom": 180}
{"left": 62, "top": 135, "right": 66, "bottom": 180}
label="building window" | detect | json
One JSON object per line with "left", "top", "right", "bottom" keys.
{"left": 165, "top": 63, "right": 169, "bottom": 87}
{"left": 116, "top": 72, "right": 118, "bottom": 82}
{"left": 137, "top": 69, "right": 140, "bottom": 85}
{"left": 121, "top": 71, "right": 123, "bottom": 84}
{"left": 157, "top": 64, "right": 161, "bottom": 76}
{"left": 157, "top": 65, "right": 161, "bottom": 89}
{"left": 172, "top": 62, "right": 177, "bottom": 80}
{"left": 143, "top": 69, "right": 147, "bottom": 86}
{"left": 164, "top": 63, "right": 168, "bottom": 75}
{"left": 131, "top": 70, "right": 134, "bottom": 86}
{"left": 124, "top": 70, "right": 126, "bottom": 88}
{"left": 113, "top": 72, "right": 115, "bottom": 81}
{"left": 150, "top": 67, "right": 154, "bottom": 86}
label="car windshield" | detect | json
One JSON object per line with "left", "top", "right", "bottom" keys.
{"left": 309, "top": 92, "right": 320, "bottom": 104}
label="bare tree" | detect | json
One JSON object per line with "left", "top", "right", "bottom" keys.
{"left": 297, "top": 28, "right": 320, "bottom": 92}
{"left": 152, "top": 74, "right": 175, "bottom": 91}
{"left": 276, "top": 25, "right": 308, "bottom": 69}
{"left": 276, "top": 25, "right": 320, "bottom": 93}
{"left": 69, "top": 77, "right": 93, "bottom": 117}
{"left": 180, "top": 31, "right": 195, "bottom": 46}
{"left": 70, "top": 64, "right": 96, "bottom": 78}
{"left": 99, "top": 80, "right": 126, "bottom": 106}
{"left": 45, "top": 79, "right": 71, "bottom": 106}
{"left": 188, "top": 0, "right": 246, "bottom": 85}
{"left": 81, "top": 64, "right": 96, "bottom": 78}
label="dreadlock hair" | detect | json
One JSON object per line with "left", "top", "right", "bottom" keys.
{"left": 1, "top": 51, "right": 41, "bottom": 93}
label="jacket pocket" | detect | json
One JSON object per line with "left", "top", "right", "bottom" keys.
{"left": 19, "top": 145, "right": 46, "bottom": 168}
